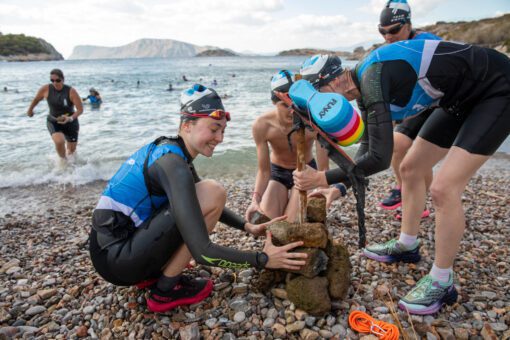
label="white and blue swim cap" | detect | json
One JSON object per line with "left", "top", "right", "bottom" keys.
{"left": 300, "top": 54, "right": 343, "bottom": 89}
{"left": 380, "top": 0, "right": 411, "bottom": 26}
{"left": 270, "top": 70, "right": 295, "bottom": 102}
{"left": 180, "top": 84, "right": 224, "bottom": 114}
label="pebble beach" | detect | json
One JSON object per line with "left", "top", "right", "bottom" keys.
{"left": 0, "top": 163, "right": 509, "bottom": 339}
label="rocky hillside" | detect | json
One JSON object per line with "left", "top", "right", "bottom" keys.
{"left": 278, "top": 48, "right": 357, "bottom": 60}
{"left": 422, "top": 13, "right": 510, "bottom": 52}
{"left": 196, "top": 49, "right": 238, "bottom": 57}
{"left": 0, "top": 33, "right": 63, "bottom": 62}
{"left": 69, "top": 38, "right": 225, "bottom": 60}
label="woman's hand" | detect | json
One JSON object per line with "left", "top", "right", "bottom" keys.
{"left": 245, "top": 215, "right": 286, "bottom": 238}
{"left": 293, "top": 165, "right": 327, "bottom": 191}
{"left": 263, "top": 231, "right": 307, "bottom": 270}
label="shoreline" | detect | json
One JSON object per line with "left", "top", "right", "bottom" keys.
{"left": 0, "top": 169, "right": 509, "bottom": 338}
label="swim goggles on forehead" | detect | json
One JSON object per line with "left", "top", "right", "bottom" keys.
{"left": 181, "top": 110, "right": 231, "bottom": 121}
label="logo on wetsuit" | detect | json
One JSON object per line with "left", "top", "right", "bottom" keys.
{"left": 318, "top": 98, "right": 337, "bottom": 118}
{"left": 201, "top": 255, "right": 251, "bottom": 269}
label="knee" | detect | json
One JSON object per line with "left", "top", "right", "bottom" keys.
{"left": 393, "top": 137, "right": 411, "bottom": 157}
{"left": 201, "top": 179, "right": 227, "bottom": 205}
{"left": 430, "top": 180, "right": 459, "bottom": 209}
{"left": 399, "top": 158, "right": 422, "bottom": 181}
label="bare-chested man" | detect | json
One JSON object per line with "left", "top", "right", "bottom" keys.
{"left": 245, "top": 70, "right": 330, "bottom": 222}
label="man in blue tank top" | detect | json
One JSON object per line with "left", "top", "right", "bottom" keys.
{"left": 26, "top": 69, "right": 83, "bottom": 163}
{"left": 294, "top": 42, "right": 510, "bottom": 315}
{"left": 377, "top": 0, "right": 441, "bottom": 213}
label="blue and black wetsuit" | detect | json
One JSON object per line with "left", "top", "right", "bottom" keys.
{"left": 394, "top": 30, "right": 442, "bottom": 139}
{"left": 46, "top": 84, "right": 79, "bottom": 142}
{"left": 90, "top": 136, "right": 265, "bottom": 286}
{"left": 325, "top": 40, "right": 510, "bottom": 185}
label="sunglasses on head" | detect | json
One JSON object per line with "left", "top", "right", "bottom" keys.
{"left": 50, "top": 78, "right": 62, "bottom": 83}
{"left": 182, "top": 110, "right": 231, "bottom": 121}
{"left": 378, "top": 22, "right": 405, "bottom": 35}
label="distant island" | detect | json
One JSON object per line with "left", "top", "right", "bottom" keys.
{"left": 0, "top": 33, "right": 63, "bottom": 62}
{"left": 69, "top": 38, "right": 229, "bottom": 60}
{"left": 196, "top": 49, "right": 238, "bottom": 57}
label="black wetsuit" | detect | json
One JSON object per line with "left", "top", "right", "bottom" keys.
{"left": 325, "top": 42, "right": 510, "bottom": 185}
{"left": 46, "top": 84, "right": 79, "bottom": 142}
{"left": 90, "top": 137, "right": 266, "bottom": 286}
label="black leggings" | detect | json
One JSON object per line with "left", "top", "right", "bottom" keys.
{"left": 89, "top": 204, "right": 183, "bottom": 286}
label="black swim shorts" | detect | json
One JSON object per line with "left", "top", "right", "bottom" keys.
{"left": 46, "top": 116, "right": 79, "bottom": 142}
{"left": 270, "top": 159, "right": 317, "bottom": 190}
{"left": 395, "top": 108, "right": 433, "bottom": 140}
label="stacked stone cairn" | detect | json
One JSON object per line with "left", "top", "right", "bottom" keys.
{"left": 251, "top": 196, "right": 351, "bottom": 316}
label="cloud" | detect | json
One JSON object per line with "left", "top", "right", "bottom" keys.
{"left": 360, "top": 0, "right": 443, "bottom": 17}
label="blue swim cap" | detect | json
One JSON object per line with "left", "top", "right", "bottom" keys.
{"left": 270, "top": 70, "right": 295, "bottom": 102}
{"left": 180, "top": 84, "right": 224, "bottom": 114}
{"left": 300, "top": 54, "right": 343, "bottom": 90}
{"left": 380, "top": 0, "right": 411, "bottom": 26}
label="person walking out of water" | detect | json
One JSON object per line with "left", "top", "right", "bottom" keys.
{"left": 377, "top": 0, "right": 441, "bottom": 216}
{"left": 82, "top": 87, "right": 102, "bottom": 105}
{"left": 294, "top": 42, "right": 510, "bottom": 314}
{"left": 245, "top": 70, "right": 330, "bottom": 223}
{"left": 167, "top": 82, "right": 173, "bottom": 91}
{"left": 182, "top": 75, "right": 188, "bottom": 82}
{"left": 89, "top": 84, "right": 307, "bottom": 313}
{"left": 26, "top": 69, "right": 83, "bottom": 161}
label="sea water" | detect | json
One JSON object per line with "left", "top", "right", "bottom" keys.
{"left": 0, "top": 57, "right": 508, "bottom": 188}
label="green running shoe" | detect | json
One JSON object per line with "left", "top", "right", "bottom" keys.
{"left": 398, "top": 274, "right": 458, "bottom": 315}
{"left": 363, "top": 239, "right": 421, "bottom": 263}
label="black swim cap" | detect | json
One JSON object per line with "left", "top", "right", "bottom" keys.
{"left": 50, "top": 69, "right": 64, "bottom": 80}
{"left": 300, "top": 54, "right": 343, "bottom": 89}
{"left": 180, "top": 84, "right": 224, "bottom": 114}
{"left": 380, "top": 0, "right": 411, "bottom": 26}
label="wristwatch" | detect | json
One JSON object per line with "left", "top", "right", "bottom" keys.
{"left": 256, "top": 252, "right": 269, "bottom": 269}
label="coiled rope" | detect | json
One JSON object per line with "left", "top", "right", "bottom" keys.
{"left": 348, "top": 310, "right": 400, "bottom": 340}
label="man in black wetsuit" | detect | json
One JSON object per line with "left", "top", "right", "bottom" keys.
{"left": 27, "top": 69, "right": 83, "bottom": 162}
{"left": 89, "top": 84, "right": 307, "bottom": 313}
{"left": 293, "top": 42, "right": 510, "bottom": 315}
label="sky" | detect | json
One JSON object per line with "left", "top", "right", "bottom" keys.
{"left": 1, "top": 0, "right": 509, "bottom": 58}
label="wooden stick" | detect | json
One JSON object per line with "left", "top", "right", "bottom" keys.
{"left": 297, "top": 126, "right": 307, "bottom": 224}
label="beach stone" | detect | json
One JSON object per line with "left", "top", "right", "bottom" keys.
{"left": 286, "top": 248, "right": 328, "bottom": 278}
{"left": 83, "top": 306, "right": 95, "bottom": 314}
{"left": 76, "top": 325, "right": 88, "bottom": 337}
{"left": 262, "top": 318, "right": 274, "bottom": 328}
{"left": 180, "top": 323, "right": 200, "bottom": 340}
{"left": 436, "top": 327, "right": 455, "bottom": 340}
{"left": 319, "top": 329, "right": 334, "bottom": 338}
{"left": 205, "top": 318, "right": 217, "bottom": 329}
{"left": 271, "top": 288, "right": 288, "bottom": 300}
{"left": 232, "top": 283, "right": 248, "bottom": 295}
{"left": 230, "top": 298, "right": 250, "bottom": 313}
{"left": 490, "top": 323, "right": 508, "bottom": 332}
{"left": 6, "top": 266, "right": 21, "bottom": 274}
{"left": 271, "top": 323, "right": 286, "bottom": 337}
{"left": 454, "top": 327, "right": 469, "bottom": 340}
{"left": 268, "top": 221, "right": 328, "bottom": 249}
{"left": 306, "top": 196, "right": 326, "bottom": 223}
{"left": 253, "top": 270, "right": 286, "bottom": 292}
{"left": 286, "top": 276, "right": 331, "bottom": 316}
{"left": 0, "top": 259, "right": 20, "bottom": 273}
{"left": 37, "top": 288, "right": 57, "bottom": 300}
{"left": 0, "top": 308, "right": 11, "bottom": 323}
{"left": 481, "top": 322, "right": 498, "bottom": 340}
{"left": 250, "top": 211, "right": 270, "bottom": 225}
{"left": 325, "top": 240, "right": 351, "bottom": 299}
{"left": 286, "top": 321, "right": 305, "bottom": 333}
{"left": 238, "top": 269, "right": 253, "bottom": 279}
{"left": 0, "top": 326, "right": 19, "bottom": 338}
{"left": 233, "top": 311, "right": 246, "bottom": 323}
{"left": 25, "top": 305, "right": 46, "bottom": 316}
{"left": 300, "top": 328, "right": 319, "bottom": 340}
{"left": 331, "top": 324, "right": 347, "bottom": 337}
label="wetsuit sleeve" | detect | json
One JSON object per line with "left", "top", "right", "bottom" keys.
{"left": 149, "top": 153, "right": 261, "bottom": 269}
{"left": 325, "top": 63, "right": 393, "bottom": 184}
{"left": 219, "top": 208, "right": 246, "bottom": 231}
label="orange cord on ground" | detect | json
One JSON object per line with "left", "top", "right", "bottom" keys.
{"left": 348, "top": 310, "right": 400, "bottom": 340}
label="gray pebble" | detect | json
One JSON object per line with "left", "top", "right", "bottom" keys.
{"left": 25, "top": 305, "right": 46, "bottom": 316}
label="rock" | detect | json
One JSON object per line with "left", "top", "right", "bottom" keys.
{"left": 6, "top": 266, "right": 21, "bottom": 274}
{"left": 286, "top": 321, "right": 305, "bottom": 333}
{"left": 268, "top": 221, "right": 328, "bottom": 248}
{"left": 262, "top": 318, "right": 275, "bottom": 328}
{"left": 360, "top": 336, "right": 379, "bottom": 340}
{"left": 205, "top": 318, "right": 217, "bottom": 328}
{"left": 319, "top": 329, "right": 334, "bottom": 338}
{"left": 233, "top": 311, "right": 246, "bottom": 323}
{"left": 436, "top": 327, "right": 455, "bottom": 340}
{"left": 286, "top": 276, "right": 331, "bottom": 316}
{"left": 37, "top": 288, "right": 58, "bottom": 300}
{"left": 454, "top": 327, "right": 469, "bottom": 340}
{"left": 285, "top": 248, "right": 328, "bottom": 278}
{"left": 0, "top": 308, "right": 11, "bottom": 323}
{"left": 325, "top": 240, "right": 351, "bottom": 299}
{"left": 271, "top": 288, "right": 288, "bottom": 300}
{"left": 25, "top": 305, "right": 46, "bottom": 316}
{"left": 331, "top": 324, "right": 346, "bottom": 337}
{"left": 481, "top": 322, "right": 498, "bottom": 340}
{"left": 300, "top": 328, "right": 319, "bottom": 340}
{"left": 306, "top": 196, "right": 326, "bottom": 223}
{"left": 490, "top": 323, "right": 508, "bottom": 332}
{"left": 76, "top": 325, "right": 88, "bottom": 337}
{"left": 0, "top": 326, "right": 19, "bottom": 338}
{"left": 83, "top": 306, "right": 95, "bottom": 314}
{"left": 0, "top": 259, "right": 20, "bottom": 273}
{"left": 271, "top": 323, "right": 286, "bottom": 337}
{"left": 179, "top": 323, "right": 200, "bottom": 340}
{"left": 253, "top": 270, "right": 286, "bottom": 292}
{"left": 229, "top": 298, "right": 250, "bottom": 313}
{"left": 232, "top": 283, "right": 248, "bottom": 295}
{"left": 250, "top": 211, "right": 270, "bottom": 225}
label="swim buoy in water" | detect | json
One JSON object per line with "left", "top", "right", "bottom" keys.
{"left": 289, "top": 80, "right": 364, "bottom": 146}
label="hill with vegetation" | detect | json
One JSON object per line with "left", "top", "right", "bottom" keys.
{"left": 196, "top": 49, "right": 238, "bottom": 57}
{"left": 0, "top": 33, "right": 63, "bottom": 61}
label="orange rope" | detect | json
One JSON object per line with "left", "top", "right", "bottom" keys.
{"left": 348, "top": 311, "right": 400, "bottom": 340}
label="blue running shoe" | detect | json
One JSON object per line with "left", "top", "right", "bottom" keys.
{"left": 363, "top": 239, "right": 421, "bottom": 263}
{"left": 379, "top": 188, "right": 402, "bottom": 210}
{"left": 398, "top": 274, "right": 458, "bottom": 315}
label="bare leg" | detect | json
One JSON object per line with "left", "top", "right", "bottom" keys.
{"left": 284, "top": 188, "right": 301, "bottom": 222}
{"left": 66, "top": 141, "right": 78, "bottom": 156}
{"left": 51, "top": 133, "right": 66, "bottom": 159}
{"left": 391, "top": 132, "right": 413, "bottom": 187}
{"left": 162, "top": 180, "right": 226, "bottom": 277}
{"left": 260, "top": 180, "right": 289, "bottom": 219}
{"left": 399, "top": 137, "right": 448, "bottom": 236}
{"left": 431, "top": 147, "right": 489, "bottom": 268}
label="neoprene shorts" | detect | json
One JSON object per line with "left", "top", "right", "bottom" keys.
{"left": 46, "top": 117, "right": 79, "bottom": 142}
{"left": 395, "top": 109, "right": 434, "bottom": 140}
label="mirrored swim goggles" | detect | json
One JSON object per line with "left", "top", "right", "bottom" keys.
{"left": 181, "top": 110, "right": 231, "bottom": 121}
